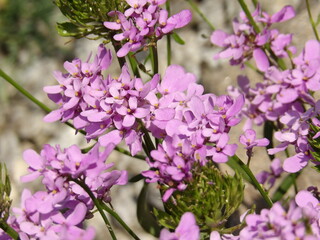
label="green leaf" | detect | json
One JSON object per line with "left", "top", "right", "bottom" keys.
{"left": 271, "top": 172, "right": 300, "bottom": 202}
{"left": 57, "top": 22, "right": 83, "bottom": 37}
{"left": 263, "top": 121, "right": 275, "bottom": 160}
{"left": 137, "top": 183, "right": 161, "bottom": 237}
{"left": 129, "top": 173, "right": 144, "bottom": 183}
{"left": 227, "top": 156, "right": 252, "bottom": 184}
{"left": 171, "top": 32, "right": 185, "bottom": 45}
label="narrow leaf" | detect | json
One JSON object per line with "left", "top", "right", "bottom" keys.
{"left": 137, "top": 183, "right": 161, "bottom": 237}
{"left": 172, "top": 32, "right": 185, "bottom": 45}
{"left": 263, "top": 121, "right": 275, "bottom": 160}
{"left": 271, "top": 172, "right": 300, "bottom": 202}
{"left": 57, "top": 22, "right": 83, "bottom": 37}
{"left": 129, "top": 174, "right": 144, "bottom": 183}
{"left": 227, "top": 156, "right": 252, "bottom": 184}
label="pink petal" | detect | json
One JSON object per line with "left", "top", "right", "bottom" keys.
{"left": 123, "top": 114, "right": 136, "bottom": 127}
{"left": 66, "top": 202, "right": 87, "bottom": 225}
{"left": 253, "top": 48, "right": 269, "bottom": 72}
{"left": 23, "top": 149, "right": 43, "bottom": 169}
{"left": 43, "top": 109, "right": 63, "bottom": 122}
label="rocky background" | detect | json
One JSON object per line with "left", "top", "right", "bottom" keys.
{"left": 0, "top": 0, "right": 319, "bottom": 239}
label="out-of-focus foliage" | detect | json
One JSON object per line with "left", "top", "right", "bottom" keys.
{"left": 0, "top": 0, "right": 61, "bottom": 62}
{"left": 54, "top": 0, "right": 127, "bottom": 40}
{"left": 0, "top": 163, "right": 12, "bottom": 222}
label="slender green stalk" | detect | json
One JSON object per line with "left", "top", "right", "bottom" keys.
{"left": 0, "top": 221, "right": 19, "bottom": 240}
{"left": 306, "top": 0, "right": 320, "bottom": 41}
{"left": 0, "top": 68, "right": 51, "bottom": 113}
{"left": 237, "top": 0, "right": 260, "bottom": 33}
{"left": 114, "top": 146, "right": 146, "bottom": 160}
{"left": 251, "top": 0, "right": 258, "bottom": 7}
{"left": 186, "top": 0, "right": 215, "bottom": 30}
{"left": 0, "top": 69, "right": 146, "bottom": 161}
{"left": 230, "top": 155, "right": 273, "bottom": 207}
{"left": 244, "top": 62, "right": 263, "bottom": 75}
{"left": 150, "top": 44, "right": 158, "bottom": 74}
{"left": 72, "top": 179, "right": 117, "bottom": 240}
{"left": 166, "top": 1, "right": 172, "bottom": 66}
{"left": 127, "top": 53, "right": 141, "bottom": 78}
{"left": 100, "top": 202, "right": 141, "bottom": 240}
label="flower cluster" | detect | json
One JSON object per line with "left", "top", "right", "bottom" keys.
{"left": 44, "top": 44, "right": 160, "bottom": 155}
{"left": 45, "top": 46, "right": 245, "bottom": 201}
{"left": 142, "top": 65, "right": 244, "bottom": 200}
{"left": 227, "top": 39, "right": 320, "bottom": 172}
{"left": 104, "top": 0, "right": 192, "bottom": 57}
{"left": 238, "top": 190, "right": 320, "bottom": 239}
{"left": 4, "top": 143, "right": 127, "bottom": 240}
{"left": 211, "top": 5, "right": 296, "bottom": 71}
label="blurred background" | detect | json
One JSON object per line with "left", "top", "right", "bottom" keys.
{"left": 0, "top": 0, "right": 319, "bottom": 239}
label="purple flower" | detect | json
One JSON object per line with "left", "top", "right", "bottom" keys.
{"left": 159, "top": 212, "right": 200, "bottom": 240}
{"left": 239, "top": 194, "right": 320, "bottom": 239}
{"left": 104, "top": 2, "right": 192, "bottom": 57}
{"left": 239, "top": 129, "right": 269, "bottom": 158}
{"left": 256, "top": 158, "right": 283, "bottom": 188}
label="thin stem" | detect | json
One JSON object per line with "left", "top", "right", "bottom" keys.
{"left": 0, "top": 68, "right": 51, "bottom": 113}
{"left": 127, "top": 52, "right": 141, "bottom": 78}
{"left": 114, "top": 146, "right": 146, "bottom": 160}
{"left": 231, "top": 155, "right": 273, "bottom": 207}
{"left": 100, "top": 202, "right": 141, "bottom": 240}
{"left": 237, "top": 0, "right": 260, "bottom": 33}
{"left": 0, "top": 221, "right": 19, "bottom": 240}
{"left": 150, "top": 44, "right": 158, "bottom": 74}
{"left": 72, "top": 179, "right": 117, "bottom": 240}
{"left": 244, "top": 62, "right": 263, "bottom": 75}
{"left": 166, "top": 1, "right": 172, "bottom": 66}
{"left": 306, "top": 0, "right": 320, "bottom": 41}
{"left": 186, "top": 0, "right": 215, "bottom": 30}
{"left": 0, "top": 69, "right": 146, "bottom": 161}
{"left": 246, "top": 155, "right": 252, "bottom": 167}
{"left": 251, "top": 0, "right": 258, "bottom": 7}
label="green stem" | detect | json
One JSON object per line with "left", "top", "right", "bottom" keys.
{"left": 166, "top": 1, "right": 172, "bottom": 66}
{"left": 0, "top": 68, "right": 51, "bottom": 113}
{"left": 72, "top": 178, "right": 117, "bottom": 240}
{"left": 114, "top": 146, "right": 146, "bottom": 160}
{"left": 244, "top": 62, "right": 263, "bottom": 75}
{"left": 237, "top": 0, "right": 260, "bottom": 33}
{"left": 150, "top": 44, "right": 158, "bottom": 74}
{"left": 0, "top": 69, "right": 146, "bottom": 161}
{"left": 251, "top": 0, "right": 258, "bottom": 7}
{"left": 100, "top": 202, "right": 141, "bottom": 240}
{"left": 186, "top": 0, "right": 215, "bottom": 30}
{"left": 230, "top": 155, "right": 273, "bottom": 207}
{"left": 306, "top": 0, "right": 320, "bottom": 41}
{"left": 0, "top": 221, "right": 19, "bottom": 240}
{"left": 127, "top": 52, "right": 141, "bottom": 78}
